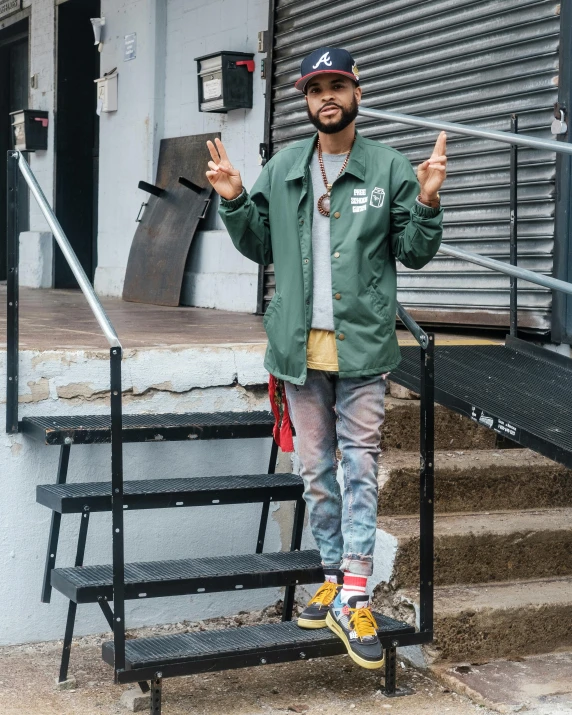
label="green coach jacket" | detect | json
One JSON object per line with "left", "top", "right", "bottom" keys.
{"left": 219, "top": 131, "right": 443, "bottom": 384}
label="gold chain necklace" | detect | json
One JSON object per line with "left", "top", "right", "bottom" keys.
{"left": 316, "top": 137, "right": 355, "bottom": 217}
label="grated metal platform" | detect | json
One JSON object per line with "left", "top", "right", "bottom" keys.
{"left": 102, "top": 618, "right": 417, "bottom": 682}
{"left": 52, "top": 550, "right": 323, "bottom": 603}
{"left": 37, "top": 473, "right": 303, "bottom": 513}
{"left": 392, "top": 341, "right": 572, "bottom": 468}
{"left": 21, "top": 410, "right": 275, "bottom": 445}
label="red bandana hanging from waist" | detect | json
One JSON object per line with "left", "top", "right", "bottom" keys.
{"left": 268, "top": 375, "right": 294, "bottom": 453}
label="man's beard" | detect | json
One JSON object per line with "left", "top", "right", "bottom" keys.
{"left": 307, "top": 96, "right": 359, "bottom": 134}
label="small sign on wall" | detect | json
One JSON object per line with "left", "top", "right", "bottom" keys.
{"left": 0, "top": 0, "right": 21, "bottom": 20}
{"left": 124, "top": 33, "right": 137, "bottom": 61}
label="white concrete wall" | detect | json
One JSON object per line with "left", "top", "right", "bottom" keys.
{"left": 95, "top": 0, "right": 267, "bottom": 310}
{"left": 0, "top": 344, "right": 301, "bottom": 646}
{"left": 167, "top": 0, "right": 267, "bottom": 313}
{"left": 94, "top": 0, "right": 168, "bottom": 296}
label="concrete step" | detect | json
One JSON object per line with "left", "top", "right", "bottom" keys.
{"left": 382, "top": 397, "right": 497, "bottom": 451}
{"left": 378, "top": 449, "right": 572, "bottom": 515}
{"left": 428, "top": 576, "right": 572, "bottom": 663}
{"left": 376, "top": 508, "right": 572, "bottom": 588}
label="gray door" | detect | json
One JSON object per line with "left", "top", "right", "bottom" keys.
{"left": 267, "top": 0, "right": 562, "bottom": 332}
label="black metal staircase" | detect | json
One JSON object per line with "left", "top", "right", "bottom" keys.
{"left": 7, "top": 149, "right": 436, "bottom": 712}
{"left": 30, "top": 407, "right": 426, "bottom": 701}
{"left": 392, "top": 336, "right": 572, "bottom": 470}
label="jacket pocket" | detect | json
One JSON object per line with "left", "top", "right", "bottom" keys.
{"left": 263, "top": 292, "right": 282, "bottom": 332}
{"left": 367, "top": 285, "right": 391, "bottom": 326}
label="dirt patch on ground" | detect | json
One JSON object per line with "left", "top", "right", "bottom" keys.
{"left": 0, "top": 606, "right": 495, "bottom": 715}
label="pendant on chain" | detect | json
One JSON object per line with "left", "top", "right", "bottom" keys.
{"left": 318, "top": 187, "right": 332, "bottom": 217}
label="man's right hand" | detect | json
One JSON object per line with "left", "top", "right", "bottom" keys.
{"left": 206, "top": 138, "right": 243, "bottom": 200}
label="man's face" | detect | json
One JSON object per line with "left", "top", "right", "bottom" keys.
{"left": 305, "top": 74, "right": 361, "bottom": 134}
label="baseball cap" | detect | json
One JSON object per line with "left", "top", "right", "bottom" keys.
{"left": 295, "top": 47, "right": 360, "bottom": 93}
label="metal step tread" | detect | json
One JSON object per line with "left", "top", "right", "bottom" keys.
{"left": 20, "top": 410, "right": 275, "bottom": 445}
{"left": 52, "top": 550, "right": 323, "bottom": 603}
{"left": 37, "top": 473, "right": 303, "bottom": 513}
{"left": 102, "top": 617, "right": 415, "bottom": 673}
{"left": 392, "top": 344, "right": 572, "bottom": 468}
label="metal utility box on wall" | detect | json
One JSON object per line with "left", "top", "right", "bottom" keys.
{"left": 10, "top": 110, "right": 49, "bottom": 151}
{"left": 195, "top": 51, "right": 254, "bottom": 113}
{"left": 94, "top": 68, "right": 118, "bottom": 112}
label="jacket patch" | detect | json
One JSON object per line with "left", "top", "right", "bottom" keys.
{"left": 370, "top": 188, "right": 385, "bottom": 208}
{"left": 352, "top": 188, "right": 368, "bottom": 213}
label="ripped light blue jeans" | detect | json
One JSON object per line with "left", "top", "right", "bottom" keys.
{"left": 284, "top": 369, "right": 386, "bottom": 576}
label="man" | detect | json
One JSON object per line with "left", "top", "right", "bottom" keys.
{"left": 206, "top": 47, "right": 446, "bottom": 670}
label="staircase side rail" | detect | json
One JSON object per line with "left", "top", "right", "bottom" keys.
{"left": 396, "top": 301, "right": 428, "bottom": 348}
{"left": 358, "top": 106, "right": 572, "bottom": 156}
{"left": 6, "top": 151, "right": 126, "bottom": 673}
{"left": 438, "top": 244, "right": 572, "bottom": 296}
{"left": 11, "top": 151, "right": 121, "bottom": 348}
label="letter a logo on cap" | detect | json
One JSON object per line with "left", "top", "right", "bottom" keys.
{"left": 313, "top": 52, "right": 333, "bottom": 69}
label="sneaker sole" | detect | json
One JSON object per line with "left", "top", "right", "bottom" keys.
{"left": 296, "top": 617, "right": 328, "bottom": 629}
{"left": 325, "top": 612, "right": 385, "bottom": 670}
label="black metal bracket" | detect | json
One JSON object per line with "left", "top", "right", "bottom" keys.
{"left": 178, "top": 177, "right": 211, "bottom": 219}
{"left": 151, "top": 676, "right": 162, "bottom": 713}
{"left": 282, "top": 496, "right": 306, "bottom": 622}
{"left": 256, "top": 440, "right": 279, "bottom": 554}
{"left": 138, "top": 181, "right": 165, "bottom": 197}
{"left": 6, "top": 151, "right": 19, "bottom": 434}
{"left": 419, "top": 334, "right": 435, "bottom": 635}
{"left": 59, "top": 507, "right": 91, "bottom": 683}
{"left": 41, "top": 444, "right": 71, "bottom": 603}
{"left": 178, "top": 176, "right": 203, "bottom": 194}
{"left": 509, "top": 114, "right": 519, "bottom": 337}
{"left": 98, "top": 596, "right": 115, "bottom": 629}
{"left": 110, "top": 347, "right": 126, "bottom": 674}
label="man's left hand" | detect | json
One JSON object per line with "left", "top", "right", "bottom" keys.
{"left": 417, "top": 131, "right": 447, "bottom": 202}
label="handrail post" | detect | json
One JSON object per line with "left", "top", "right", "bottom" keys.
{"left": 510, "top": 114, "right": 519, "bottom": 337}
{"left": 110, "top": 347, "right": 125, "bottom": 674}
{"left": 6, "top": 151, "right": 20, "bottom": 434}
{"left": 419, "top": 334, "right": 435, "bottom": 634}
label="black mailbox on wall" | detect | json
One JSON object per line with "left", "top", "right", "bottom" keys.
{"left": 195, "top": 51, "right": 255, "bottom": 113}
{"left": 10, "top": 109, "right": 49, "bottom": 151}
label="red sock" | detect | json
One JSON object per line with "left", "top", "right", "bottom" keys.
{"left": 340, "top": 573, "right": 367, "bottom": 603}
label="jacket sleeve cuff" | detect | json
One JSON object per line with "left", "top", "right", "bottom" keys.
{"left": 220, "top": 188, "right": 248, "bottom": 211}
{"left": 414, "top": 198, "right": 442, "bottom": 218}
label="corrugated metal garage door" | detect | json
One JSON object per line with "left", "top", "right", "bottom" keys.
{"left": 266, "top": 0, "right": 562, "bottom": 331}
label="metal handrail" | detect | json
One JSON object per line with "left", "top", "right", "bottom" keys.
{"left": 12, "top": 151, "right": 122, "bottom": 348}
{"left": 396, "top": 301, "right": 428, "bottom": 348}
{"left": 358, "top": 105, "right": 572, "bottom": 298}
{"left": 438, "top": 244, "right": 572, "bottom": 296}
{"left": 358, "top": 106, "right": 572, "bottom": 156}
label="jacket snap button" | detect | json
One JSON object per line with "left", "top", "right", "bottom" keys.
{"left": 304, "top": 258, "right": 309, "bottom": 264}
{"left": 299, "top": 218, "right": 304, "bottom": 225}
{"left": 334, "top": 293, "right": 341, "bottom": 300}
{"left": 334, "top": 211, "right": 341, "bottom": 219}
{"left": 338, "top": 333, "right": 345, "bottom": 340}
{"left": 334, "top": 252, "right": 340, "bottom": 258}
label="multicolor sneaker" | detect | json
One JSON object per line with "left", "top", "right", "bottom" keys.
{"left": 297, "top": 580, "right": 342, "bottom": 629}
{"left": 326, "top": 593, "right": 384, "bottom": 669}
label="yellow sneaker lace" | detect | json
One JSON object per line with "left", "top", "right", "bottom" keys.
{"left": 349, "top": 606, "right": 378, "bottom": 639}
{"left": 307, "top": 581, "right": 339, "bottom": 608}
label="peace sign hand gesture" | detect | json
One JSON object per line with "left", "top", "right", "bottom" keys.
{"left": 206, "top": 138, "right": 243, "bottom": 200}
{"left": 417, "top": 131, "right": 447, "bottom": 201}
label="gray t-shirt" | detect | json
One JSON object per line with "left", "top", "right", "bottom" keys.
{"left": 309, "top": 150, "right": 347, "bottom": 331}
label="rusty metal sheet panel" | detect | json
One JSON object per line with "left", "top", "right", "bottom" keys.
{"left": 123, "top": 133, "right": 219, "bottom": 306}
{"left": 267, "top": 0, "right": 561, "bottom": 330}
